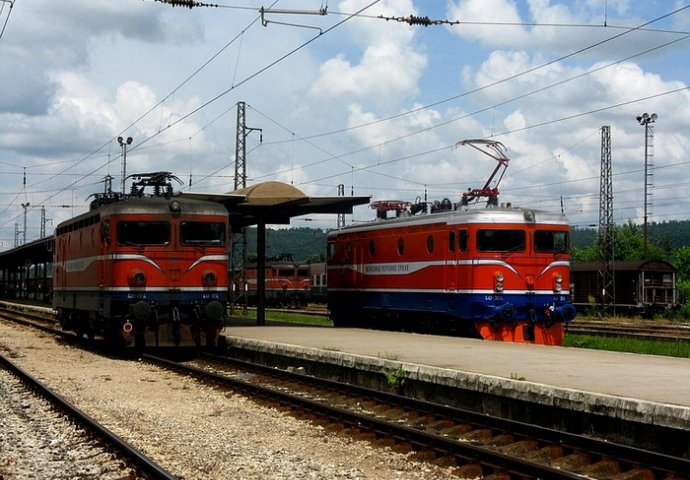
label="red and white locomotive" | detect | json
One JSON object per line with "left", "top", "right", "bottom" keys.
{"left": 326, "top": 140, "right": 575, "bottom": 345}
{"left": 53, "top": 172, "right": 229, "bottom": 347}
{"left": 240, "top": 254, "right": 312, "bottom": 308}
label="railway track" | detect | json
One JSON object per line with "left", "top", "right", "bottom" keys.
{"left": 567, "top": 317, "right": 690, "bottom": 341}
{"left": 145, "top": 351, "right": 690, "bottom": 480}
{"left": 258, "top": 304, "right": 690, "bottom": 342}
{"left": 6, "top": 300, "right": 690, "bottom": 343}
{"left": 0, "top": 351, "right": 178, "bottom": 480}
{"left": 4, "top": 299, "right": 690, "bottom": 477}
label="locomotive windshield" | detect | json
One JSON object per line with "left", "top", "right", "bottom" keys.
{"left": 117, "top": 221, "right": 170, "bottom": 246}
{"left": 534, "top": 230, "right": 569, "bottom": 253}
{"left": 477, "top": 229, "right": 525, "bottom": 252}
{"left": 180, "top": 222, "right": 226, "bottom": 246}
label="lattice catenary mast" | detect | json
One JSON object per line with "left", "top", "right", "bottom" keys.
{"left": 597, "top": 125, "right": 615, "bottom": 317}
{"left": 231, "top": 101, "right": 261, "bottom": 311}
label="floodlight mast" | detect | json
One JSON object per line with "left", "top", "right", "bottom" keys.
{"left": 636, "top": 112, "right": 657, "bottom": 258}
{"left": 456, "top": 139, "right": 510, "bottom": 207}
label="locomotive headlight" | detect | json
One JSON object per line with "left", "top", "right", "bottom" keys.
{"left": 202, "top": 270, "right": 217, "bottom": 286}
{"left": 554, "top": 273, "right": 563, "bottom": 292}
{"left": 129, "top": 269, "right": 146, "bottom": 287}
{"left": 495, "top": 272, "right": 504, "bottom": 292}
{"left": 169, "top": 200, "right": 182, "bottom": 215}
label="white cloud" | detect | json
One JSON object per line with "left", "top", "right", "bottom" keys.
{"left": 309, "top": 0, "right": 426, "bottom": 109}
{"left": 1, "top": 0, "right": 689, "bottom": 243}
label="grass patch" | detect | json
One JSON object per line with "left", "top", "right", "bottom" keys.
{"left": 564, "top": 334, "right": 690, "bottom": 358}
{"left": 265, "top": 311, "right": 332, "bottom": 326}
{"left": 231, "top": 309, "right": 332, "bottom": 327}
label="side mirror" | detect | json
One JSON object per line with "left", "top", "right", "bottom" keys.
{"left": 100, "top": 221, "right": 111, "bottom": 243}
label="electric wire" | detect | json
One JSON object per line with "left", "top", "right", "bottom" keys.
{"left": 5, "top": 3, "right": 690, "bottom": 242}
{"left": 0, "top": 0, "right": 15, "bottom": 42}
{"left": 263, "top": 4, "right": 690, "bottom": 146}
{"left": 29, "top": 2, "right": 690, "bottom": 203}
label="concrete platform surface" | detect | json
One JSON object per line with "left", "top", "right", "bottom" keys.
{"left": 224, "top": 325, "right": 690, "bottom": 431}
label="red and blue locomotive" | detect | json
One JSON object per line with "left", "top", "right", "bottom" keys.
{"left": 326, "top": 140, "right": 575, "bottom": 345}
{"left": 53, "top": 172, "right": 229, "bottom": 347}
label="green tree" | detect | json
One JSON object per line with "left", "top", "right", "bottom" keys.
{"left": 574, "top": 221, "right": 668, "bottom": 262}
{"left": 673, "top": 246, "right": 690, "bottom": 282}
{"left": 672, "top": 247, "right": 690, "bottom": 318}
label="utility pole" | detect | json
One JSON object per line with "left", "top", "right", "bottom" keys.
{"left": 231, "top": 101, "right": 262, "bottom": 312}
{"left": 597, "top": 126, "right": 615, "bottom": 317}
{"left": 636, "top": 113, "right": 657, "bottom": 258}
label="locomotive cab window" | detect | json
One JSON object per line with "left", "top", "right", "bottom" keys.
{"left": 458, "top": 230, "right": 468, "bottom": 251}
{"left": 534, "top": 230, "right": 568, "bottom": 253}
{"left": 180, "top": 222, "right": 226, "bottom": 246}
{"left": 117, "top": 221, "right": 170, "bottom": 246}
{"left": 477, "top": 229, "right": 525, "bottom": 252}
{"left": 426, "top": 235, "right": 435, "bottom": 253}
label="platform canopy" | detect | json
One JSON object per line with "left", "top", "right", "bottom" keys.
{"left": 181, "top": 181, "right": 370, "bottom": 229}
{"left": 180, "top": 181, "right": 369, "bottom": 326}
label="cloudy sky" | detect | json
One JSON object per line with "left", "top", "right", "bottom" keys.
{"left": 1, "top": 0, "right": 689, "bottom": 248}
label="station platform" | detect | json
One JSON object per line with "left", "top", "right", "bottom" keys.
{"left": 222, "top": 322, "right": 690, "bottom": 457}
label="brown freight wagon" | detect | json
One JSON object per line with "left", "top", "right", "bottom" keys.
{"left": 571, "top": 260, "right": 677, "bottom": 313}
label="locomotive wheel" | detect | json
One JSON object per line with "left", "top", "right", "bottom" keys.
{"left": 134, "top": 333, "right": 146, "bottom": 349}
{"left": 87, "top": 318, "right": 96, "bottom": 341}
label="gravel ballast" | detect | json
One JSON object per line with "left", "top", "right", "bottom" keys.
{"left": 0, "top": 322, "right": 460, "bottom": 479}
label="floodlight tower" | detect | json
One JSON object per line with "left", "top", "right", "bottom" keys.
{"left": 636, "top": 113, "right": 657, "bottom": 257}
{"left": 118, "top": 136, "right": 133, "bottom": 194}
{"left": 21, "top": 202, "right": 30, "bottom": 245}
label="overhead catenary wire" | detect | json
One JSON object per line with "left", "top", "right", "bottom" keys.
{"left": 21, "top": 0, "right": 282, "bottom": 207}
{"left": 29, "top": 2, "right": 689, "bottom": 203}
{"left": 0, "top": 0, "right": 15, "bottom": 42}
{"left": 6, "top": 2, "right": 690, "bottom": 241}
{"left": 264, "top": 4, "right": 690, "bottom": 146}
{"left": 246, "top": 7, "right": 690, "bottom": 194}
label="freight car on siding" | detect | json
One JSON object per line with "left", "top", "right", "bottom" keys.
{"left": 571, "top": 260, "right": 677, "bottom": 315}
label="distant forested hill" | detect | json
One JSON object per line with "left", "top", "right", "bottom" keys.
{"left": 571, "top": 220, "right": 690, "bottom": 249}
{"left": 240, "top": 219, "right": 690, "bottom": 264}
{"left": 244, "top": 227, "right": 328, "bottom": 263}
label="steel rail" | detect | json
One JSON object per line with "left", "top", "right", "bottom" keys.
{"left": 143, "top": 353, "right": 639, "bottom": 480}
{"left": 0, "top": 353, "right": 179, "bottom": 480}
{"left": 200, "top": 352, "right": 690, "bottom": 475}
